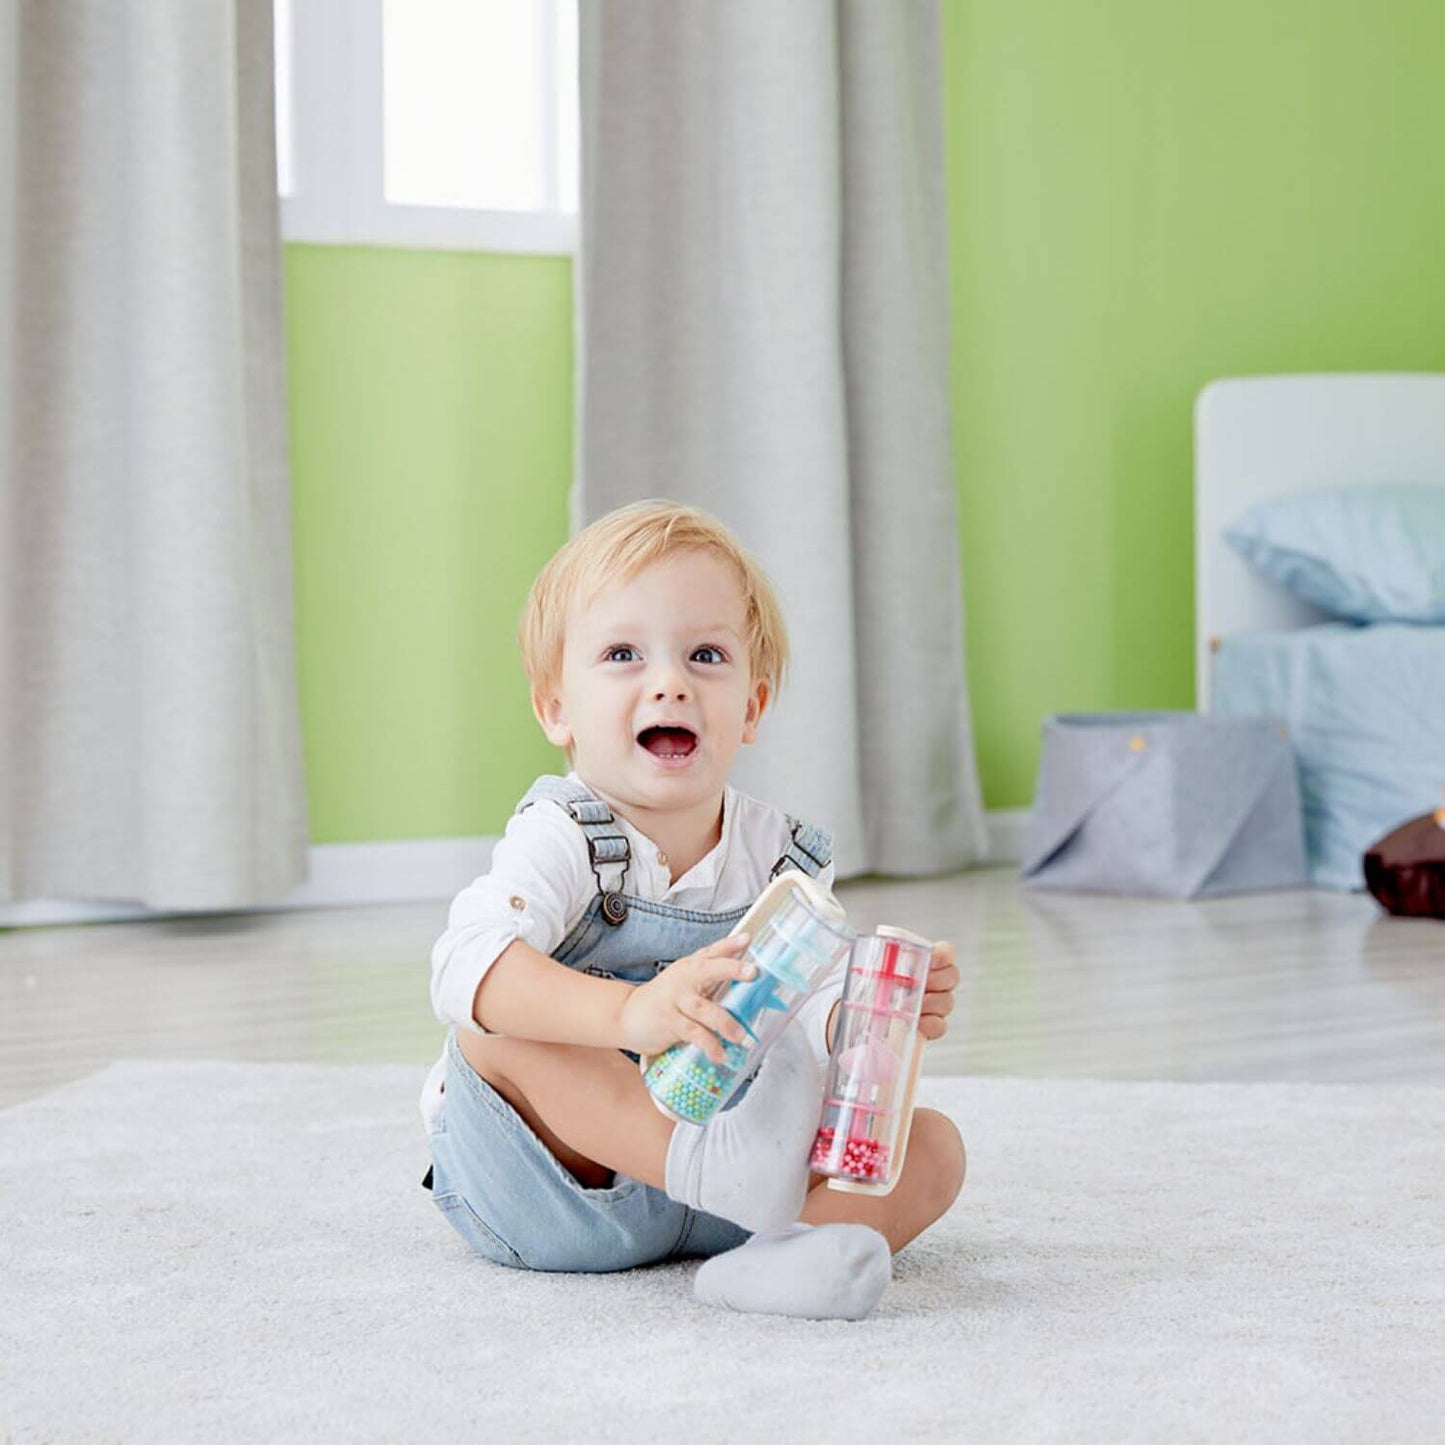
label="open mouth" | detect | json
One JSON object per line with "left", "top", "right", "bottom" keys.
{"left": 636, "top": 725, "right": 699, "bottom": 761}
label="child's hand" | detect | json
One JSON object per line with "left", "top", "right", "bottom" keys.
{"left": 918, "top": 940, "right": 959, "bottom": 1041}
{"left": 619, "top": 933, "right": 757, "bottom": 1063}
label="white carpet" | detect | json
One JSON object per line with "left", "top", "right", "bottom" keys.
{"left": 2, "top": 1063, "right": 1443, "bottom": 1444}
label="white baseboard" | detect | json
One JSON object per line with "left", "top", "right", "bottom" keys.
{"left": 283, "top": 836, "right": 498, "bottom": 908}
{"left": 0, "top": 837, "right": 499, "bottom": 930}
{"left": 1, "top": 810, "right": 1031, "bottom": 929}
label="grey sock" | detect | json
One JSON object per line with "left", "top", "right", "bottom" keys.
{"left": 663, "top": 1024, "right": 823, "bottom": 1234}
{"left": 693, "top": 1223, "right": 893, "bottom": 1321}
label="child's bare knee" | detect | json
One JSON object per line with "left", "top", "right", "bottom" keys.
{"left": 911, "top": 1108, "right": 966, "bottom": 1213}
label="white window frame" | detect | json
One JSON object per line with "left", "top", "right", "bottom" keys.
{"left": 279, "top": 0, "right": 576, "bottom": 255}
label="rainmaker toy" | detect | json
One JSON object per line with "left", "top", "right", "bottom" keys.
{"left": 642, "top": 870, "right": 854, "bottom": 1126}
{"left": 809, "top": 925, "right": 931, "bottom": 1196}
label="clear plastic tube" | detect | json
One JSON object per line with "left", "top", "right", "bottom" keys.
{"left": 810, "top": 928, "right": 931, "bottom": 1189}
{"left": 644, "top": 886, "right": 854, "bottom": 1125}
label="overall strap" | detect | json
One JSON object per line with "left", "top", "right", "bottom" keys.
{"left": 771, "top": 816, "right": 833, "bottom": 880}
{"left": 517, "top": 776, "right": 632, "bottom": 925}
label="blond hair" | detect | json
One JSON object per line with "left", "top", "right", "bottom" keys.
{"left": 520, "top": 501, "right": 788, "bottom": 696}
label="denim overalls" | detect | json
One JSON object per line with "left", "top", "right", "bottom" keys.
{"left": 427, "top": 775, "right": 832, "bottom": 1273}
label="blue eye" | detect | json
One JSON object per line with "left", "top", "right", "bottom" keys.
{"left": 691, "top": 646, "right": 726, "bottom": 664}
{"left": 603, "top": 645, "right": 639, "bottom": 663}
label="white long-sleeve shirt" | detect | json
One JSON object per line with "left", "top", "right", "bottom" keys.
{"left": 421, "top": 775, "right": 841, "bottom": 1131}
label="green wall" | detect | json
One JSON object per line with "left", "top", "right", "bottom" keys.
{"left": 285, "top": 247, "right": 569, "bottom": 842}
{"left": 286, "top": 0, "right": 1445, "bottom": 840}
{"left": 943, "top": 0, "right": 1445, "bottom": 803}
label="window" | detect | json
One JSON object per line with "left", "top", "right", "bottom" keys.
{"left": 275, "top": 0, "right": 578, "bottom": 254}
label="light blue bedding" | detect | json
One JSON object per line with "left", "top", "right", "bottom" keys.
{"left": 1211, "top": 624, "right": 1445, "bottom": 890}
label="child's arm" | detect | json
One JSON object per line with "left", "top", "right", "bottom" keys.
{"left": 472, "top": 933, "right": 757, "bottom": 1059}
{"left": 430, "top": 802, "right": 595, "bottom": 1037}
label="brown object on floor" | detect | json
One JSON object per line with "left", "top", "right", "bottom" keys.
{"left": 1364, "top": 810, "right": 1445, "bottom": 920}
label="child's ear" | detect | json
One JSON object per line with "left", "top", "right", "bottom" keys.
{"left": 742, "top": 679, "right": 769, "bottom": 744}
{"left": 532, "top": 686, "right": 573, "bottom": 751}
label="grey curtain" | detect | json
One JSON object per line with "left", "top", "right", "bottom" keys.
{"left": 576, "top": 0, "right": 986, "bottom": 877}
{"left": 0, "top": 1, "right": 307, "bottom": 909}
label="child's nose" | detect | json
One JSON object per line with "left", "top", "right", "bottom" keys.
{"left": 652, "top": 665, "right": 691, "bottom": 702}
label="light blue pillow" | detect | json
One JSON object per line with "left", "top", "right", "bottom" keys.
{"left": 1225, "top": 483, "right": 1445, "bottom": 623}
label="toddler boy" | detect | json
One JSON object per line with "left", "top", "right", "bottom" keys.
{"left": 422, "top": 501, "right": 965, "bottom": 1319}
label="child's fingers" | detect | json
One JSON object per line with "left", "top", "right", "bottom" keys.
{"left": 926, "top": 959, "right": 960, "bottom": 992}
{"left": 918, "top": 944, "right": 957, "bottom": 1043}
{"left": 702, "top": 932, "right": 751, "bottom": 959}
{"left": 697, "top": 937, "right": 755, "bottom": 985}
{"left": 668, "top": 932, "right": 747, "bottom": 975}
{"left": 679, "top": 992, "right": 749, "bottom": 1059}
{"left": 675, "top": 1015, "right": 731, "bottom": 1065}
{"left": 676, "top": 943, "right": 754, "bottom": 1013}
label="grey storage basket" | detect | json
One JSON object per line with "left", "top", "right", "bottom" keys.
{"left": 1022, "top": 712, "right": 1307, "bottom": 898}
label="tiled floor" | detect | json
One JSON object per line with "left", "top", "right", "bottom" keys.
{"left": 2, "top": 868, "right": 1442, "bottom": 1108}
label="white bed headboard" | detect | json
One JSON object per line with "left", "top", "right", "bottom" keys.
{"left": 1194, "top": 372, "right": 1445, "bottom": 707}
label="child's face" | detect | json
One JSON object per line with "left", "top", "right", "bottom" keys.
{"left": 534, "top": 549, "right": 768, "bottom": 816}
